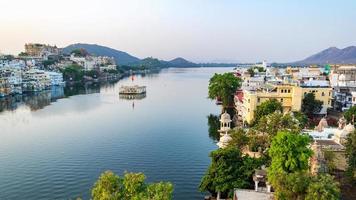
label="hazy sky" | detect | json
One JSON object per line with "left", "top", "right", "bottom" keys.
{"left": 1, "top": 0, "right": 356, "bottom": 63}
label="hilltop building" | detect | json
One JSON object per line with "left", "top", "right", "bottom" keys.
{"left": 25, "top": 43, "right": 61, "bottom": 59}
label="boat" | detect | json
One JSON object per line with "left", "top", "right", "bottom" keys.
{"left": 119, "top": 85, "right": 146, "bottom": 94}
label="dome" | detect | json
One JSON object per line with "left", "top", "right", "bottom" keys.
{"left": 217, "top": 133, "right": 232, "bottom": 148}
{"left": 339, "top": 74, "right": 346, "bottom": 81}
{"left": 220, "top": 111, "right": 232, "bottom": 123}
{"left": 344, "top": 123, "right": 355, "bottom": 134}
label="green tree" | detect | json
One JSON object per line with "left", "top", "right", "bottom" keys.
{"left": 247, "top": 68, "right": 255, "bottom": 77}
{"left": 346, "top": 130, "right": 356, "bottom": 184}
{"left": 60, "top": 64, "right": 84, "bottom": 81}
{"left": 272, "top": 171, "right": 310, "bottom": 200}
{"left": 228, "top": 128, "right": 249, "bottom": 149}
{"left": 344, "top": 106, "right": 356, "bottom": 124}
{"left": 199, "top": 147, "right": 262, "bottom": 198}
{"left": 301, "top": 93, "right": 323, "bottom": 116}
{"left": 305, "top": 174, "right": 340, "bottom": 200}
{"left": 208, "top": 73, "right": 241, "bottom": 109}
{"left": 293, "top": 111, "right": 308, "bottom": 129}
{"left": 323, "top": 150, "right": 336, "bottom": 174}
{"left": 254, "top": 112, "right": 301, "bottom": 139}
{"left": 254, "top": 99, "right": 282, "bottom": 124}
{"left": 268, "top": 131, "right": 312, "bottom": 184}
{"left": 91, "top": 171, "right": 173, "bottom": 200}
{"left": 92, "top": 171, "right": 123, "bottom": 200}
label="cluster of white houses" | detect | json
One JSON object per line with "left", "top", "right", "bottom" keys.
{"left": 0, "top": 59, "right": 64, "bottom": 96}
{"left": 0, "top": 43, "right": 118, "bottom": 97}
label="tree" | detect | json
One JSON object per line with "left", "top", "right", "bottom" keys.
{"left": 301, "top": 93, "right": 323, "bottom": 117}
{"left": 199, "top": 147, "right": 262, "bottom": 198}
{"left": 254, "top": 112, "right": 301, "bottom": 139}
{"left": 305, "top": 174, "right": 340, "bottom": 200}
{"left": 247, "top": 68, "right": 255, "bottom": 77}
{"left": 91, "top": 171, "right": 173, "bottom": 200}
{"left": 254, "top": 99, "right": 282, "bottom": 124}
{"left": 208, "top": 73, "right": 241, "bottom": 109}
{"left": 268, "top": 131, "right": 312, "bottom": 184}
{"left": 293, "top": 111, "right": 308, "bottom": 129}
{"left": 228, "top": 128, "right": 249, "bottom": 149}
{"left": 346, "top": 130, "right": 356, "bottom": 184}
{"left": 60, "top": 64, "right": 84, "bottom": 81}
{"left": 272, "top": 171, "right": 311, "bottom": 200}
{"left": 344, "top": 106, "right": 356, "bottom": 124}
{"left": 92, "top": 171, "right": 123, "bottom": 200}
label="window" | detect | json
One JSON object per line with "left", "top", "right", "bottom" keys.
{"left": 248, "top": 99, "right": 250, "bottom": 103}
{"left": 257, "top": 98, "right": 260, "bottom": 103}
{"left": 281, "top": 89, "right": 284, "bottom": 93}
{"left": 281, "top": 98, "right": 283, "bottom": 102}
{"left": 288, "top": 89, "right": 291, "bottom": 93}
{"left": 329, "top": 92, "right": 331, "bottom": 96}
{"left": 322, "top": 92, "right": 325, "bottom": 96}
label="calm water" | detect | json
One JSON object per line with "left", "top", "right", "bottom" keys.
{"left": 0, "top": 67, "right": 230, "bottom": 200}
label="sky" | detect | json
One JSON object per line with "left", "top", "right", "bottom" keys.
{"left": 1, "top": 0, "right": 356, "bottom": 63}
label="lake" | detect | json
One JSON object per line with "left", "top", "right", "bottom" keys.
{"left": 0, "top": 67, "right": 231, "bottom": 199}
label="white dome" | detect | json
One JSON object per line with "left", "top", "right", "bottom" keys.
{"left": 344, "top": 123, "right": 355, "bottom": 134}
{"left": 220, "top": 111, "right": 232, "bottom": 123}
{"left": 339, "top": 74, "right": 346, "bottom": 81}
{"left": 217, "top": 133, "right": 232, "bottom": 148}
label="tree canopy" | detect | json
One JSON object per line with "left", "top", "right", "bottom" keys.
{"left": 268, "top": 131, "right": 312, "bottom": 175}
{"left": 346, "top": 130, "right": 356, "bottom": 184}
{"left": 92, "top": 171, "right": 173, "bottom": 200}
{"left": 305, "top": 174, "right": 340, "bottom": 200}
{"left": 344, "top": 106, "right": 356, "bottom": 124}
{"left": 254, "top": 99, "right": 282, "bottom": 124}
{"left": 199, "top": 147, "right": 262, "bottom": 197}
{"left": 208, "top": 73, "right": 241, "bottom": 108}
{"left": 301, "top": 93, "right": 323, "bottom": 116}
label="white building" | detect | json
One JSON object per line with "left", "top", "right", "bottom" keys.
{"left": 45, "top": 71, "right": 64, "bottom": 86}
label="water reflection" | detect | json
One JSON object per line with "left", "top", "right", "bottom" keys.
{"left": 0, "top": 83, "right": 115, "bottom": 113}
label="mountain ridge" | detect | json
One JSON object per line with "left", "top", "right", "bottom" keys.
{"left": 295, "top": 46, "right": 356, "bottom": 64}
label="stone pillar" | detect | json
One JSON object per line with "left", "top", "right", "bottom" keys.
{"left": 267, "top": 183, "right": 271, "bottom": 193}
{"left": 254, "top": 180, "right": 259, "bottom": 192}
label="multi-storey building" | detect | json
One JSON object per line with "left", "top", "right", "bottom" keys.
{"left": 25, "top": 43, "right": 61, "bottom": 59}
{"left": 236, "top": 81, "right": 332, "bottom": 124}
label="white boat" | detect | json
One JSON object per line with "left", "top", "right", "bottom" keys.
{"left": 119, "top": 85, "right": 146, "bottom": 94}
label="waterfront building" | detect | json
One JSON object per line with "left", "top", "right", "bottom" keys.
{"left": 237, "top": 82, "right": 332, "bottom": 124}
{"left": 45, "top": 71, "right": 64, "bottom": 86}
{"left": 69, "top": 54, "right": 116, "bottom": 71}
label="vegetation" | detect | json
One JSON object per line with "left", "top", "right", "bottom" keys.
{"left": 301, "top": 93, "right": 323, "bottom": 117}
{"left": 71, "top": 48, "right": 90, "bottom": 57}
{"left": 293, "top": 111, "right": 308, "bottom": 129}
{"left": 199, "top": 147, "right": 263, "bottom": 198}
{"left": 268, "top": 131, "right": 312, "bottom": 175}
{"left": 208, "top": 73, "right": 241, "bottom": 108}
{"left": 305, "top": 174, "right": 340, "bottom": 200}
{"left": 344, "top": 106, "right": 356, "bottom": 124}
{"left": 18, "top": 52, "right": 29, "bottom": 57}
{"left": 267, "top": 131, "right": 312, "bottom": 199}
{"left": 254, "top": 99, "right": 282, "bottom": 124}
{"left": 92, "top": 171, "right": 173, "bottom": 200}
{"left": 346, "top": 130, "right": 356, "bottom": 184}
{"left": 323, "top": 150, "right": 337, "bottom": 174}
{"left": 228, "top": 128, "right": 249, "bottom": 149}
{"left": 255, "top": 112, "right": 301, "bottom": 138}
{"left": 60, "top": 64, "right": 84, "bottom": 81}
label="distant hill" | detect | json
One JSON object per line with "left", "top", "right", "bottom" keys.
{"left": 62, "top": 43, "right": 235, "bottom": 68}
{"left": 62, "top": 43, "right": 141, "bottom": 65}
{"left": 168, "top": 57, "right": 198, "bottom": 67}
{"left": 295, "top": 46, "right": 356, "bottom": 64}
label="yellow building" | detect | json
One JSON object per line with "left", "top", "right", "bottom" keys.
{"left": 240, "top": 84, "right": 332, "bottom": 124}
